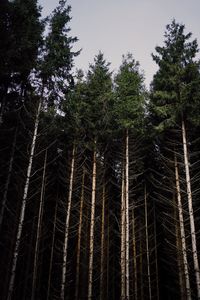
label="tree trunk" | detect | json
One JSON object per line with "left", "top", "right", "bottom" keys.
{"left": 0, "top": 127, "right": 17, "bottom": 230}
{"left": 175, "top": 152, "right": 191, "bottom": 300}
{"left": 61, "top": 145, "right": 75, "bottom": 300}
{"left": 100, "top": 181, "right": 106, "bottom": 300}
{"left": 132, "top": 209, "right": 137, "bottom": 300}
{"left": 47, "top": 196, "right": 58, "bottom": 300}
{"left": 144, "top": 184, "right": 152, "bottom": 300}
{"left": 139, "top": 222, "right": 144, "bottom": 300}
{"left": 31, "top": 149, "right": 47, "bottom": 300}
{"left": 125, "top": 129, "right": 129, "bottom": 299}
{"left": 153, "top": 202, "right": 159, "bottom": 300}
{"left": 121, "top": 165, "right": 126, "bottom": 300}
{"left": 7, "top": 99, "right": 42, "bottom": 300}
{"left": 88, "top": 141, "right": 97, "bottom": 300}
{"left": 182, "top": 119, "right": 200, "bottom": 299}
{"left": 75, "top": 168, "right": 85, "bottom": 300}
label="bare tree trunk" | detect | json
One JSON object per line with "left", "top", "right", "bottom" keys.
{"left": 144, "top": 184, "right": 152, "bottom": 300}
{"left": 88, "top": 141, "right": 97, "bottom": 300}
{"left": 121, "top": 165, "right": 126, "bottom": 300}
{"left": 100, "top": 182, "right": 106, "bottom": 300}
{"left": 7, "top": 99, "right": 42, "bottom": 300}
{"left": 47, "top": 197, "right": 58, "bottom": 300}
{"left": 153, "top": 202, "right": 159, "bottom": 300}
{"left": 75, "top": 169, "right": 85, "bottom": 300}
{"left": 0, "top": 127, "right": 17, "bottom": 230}
{"left": 106, "top": 203, "right": 110, "bottom": 300}
{"left": 139, "top": 223, "right": 144, "bottom": 300}
{"left": 175, "top": 152, "right": 191, "bottom": 300}
{"left": 132, "top": 209, "right": 137, "bottom": 300}
{"left": 61, "top": 145, "right": 75, "bottom": 300}
{"left": 182, "top": 120, "right": 200, "bottom": 299}
{"left": 31, "top": 149, "right": 47, "bottom": 300}
{"left": 0, "top": 91, "right": 7, "bottom": 125}
{"left": 125, "top": 129, "right": 129, "bottom": 299}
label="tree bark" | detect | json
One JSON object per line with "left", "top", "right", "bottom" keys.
{"left": 31, "top": 149, "right": 47, "bottom": 300}
{"left": 125, "top": 129, "right": 129, "bottom": 299}
{"left": 175, "top": 152, "right": 191, "bottom": 300}
{"left": 88, "top": 141, "right": 97, "bottom": 300}
{"left": 144, "top": 184, "right": 152, "bottom": 300}
{"left": 132, "top": 209, "right": 137, "bottom": 300}
{"left": 75, "top": 168, "right": 85, "bottom": 300}
{"left": 61, "top": 145, "right": 75, "bottom": 300}
{"left": 7, "top": 98, "right": 42, "bottom": 300}
{"left": 47, "top": 197, "right": 58, "bottom": 300}
{"left": 153, "top": 202, "right": 159, "bottom": 300}
{"left": 121, "top": 165, "right": 126, "bottom": 300}
{"left": 0, "top": 127, "right": 17, "bottom": 230}
{"left": 100, "top": 181, "right": 106, "bottom": 300}
{"left": 182, "top": 119, "right": 200, "bottom": 299}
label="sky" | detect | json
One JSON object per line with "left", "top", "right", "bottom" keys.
{"left": 39, "top": 0, "right": 200, "bottom": 88}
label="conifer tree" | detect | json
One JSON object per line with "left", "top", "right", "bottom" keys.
{"left": 150, "top": 19, "right": 200, "bottom": 299}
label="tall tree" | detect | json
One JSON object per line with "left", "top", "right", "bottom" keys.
{"left": 114, "top": 53, "right": 146, "bottom": 300}
{"left": 7, "top": 1, "right": 79, "bottom": 298}
{"left": 150, "top": 19, "right": 200, "bottom": 299}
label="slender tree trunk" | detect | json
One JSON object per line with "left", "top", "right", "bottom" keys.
{"left": 61, "top": 145, "right": 75, "bottom": 300}
{"left": 88, "top": 141, "right": 97, "bottom": 300}
{"left": 182, "top": 119, "right": 200, "bottom": 299}
{"left": 139, "top": 223, "right": 144, "bottom": 300}
{"left": 31, "top": 150, "right": 47, "bottom": 300}
{"left": 0, "top": 127, "right": 17, "bottom": 230}
{"left": 125, "top": 129, "right": 129, "bottom": 299}
{"left": 7, "top": 99, "right": 42, "bottom": 300}
{"left": 106, "top": 203, "right": 110, "bottom": 300}
{"left": 121, "top": 165, "right": 126, "bottom": 300}
{"left": 75, "top": 169, "right": 85, "bottom": 300}
{"left": 175, "top": 152, "right": 191, "bottom": 300}
{"left": 47, "top": 197, "right": 58, "bottom": 300}
{"left": 153, "top": 202, "right": 159, "bottom": 300}
{"left": 0, "top": 89, "right": 7, "bottom": 125}
{"left": 144, "top": 184, "right": 152, "bottom": 300}
{"left": 100, "top": 182, "right": 106, "bottom": 300}
{"left": 132, "top": 208, "right": 137, "bottom": 300}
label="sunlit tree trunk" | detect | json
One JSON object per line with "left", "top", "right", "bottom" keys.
{"left": 144, "top": 184, "right": 152, "bottom": 300}
{"left": 132, "top": 209, "right": 137, "bottom": 300}
{"left": 153, "top": 202, "right": 159, "bottom": 300}
{"left": 125, "top": 129, "right": 129, "bottom": 299}
{"left": 175, "top": 152, "right": 191, "bottom": 300}
{"left": 31, "top": 149, "right": 47, "bottom": 300}
{"left": 7, "top": 98, "right": 42, "bottom": 300}
{"left": 75, "top": 168, "right": 85, "bottom": 300}
{"left": 0, "top": 127, "right": 17, "bottom": 230}
{"left": 121, "top": 165, "right": 126, "bottom": 300}
{"left": 139, "top": 223, "right": 144, "bottom": 300}
{"left": 88, "top": 141, "right": 97, "bottom": 300}
{"left": 100, "top": 181, "right": 106, "bottom": 300}
{"left": 61, "top": 145, "right": 75, "bottom": 300}
{"left": 182, "top": 119, "right": 200, "bottom": 299}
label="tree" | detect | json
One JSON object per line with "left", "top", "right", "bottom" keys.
{"left": 150, "top": 19, "right": 200, "bottom": 299}
{"left": 114, "top": 53, "right": 146, "bottom": 300}
{"left": 7, "top": 1, "right": 79, "bottom": 298}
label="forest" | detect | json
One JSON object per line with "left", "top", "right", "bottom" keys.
{"left": 1, "top": 0, "right": 200, "bottom": 299}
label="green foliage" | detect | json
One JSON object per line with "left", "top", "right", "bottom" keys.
{"left": 150, "top": 19, "right": 200, "bottom": 130}
{"left": 39, "top": 0, "right": 80, "bottom": 90}
{"left": 85, "top": 52, "right": 113, "bottom": 138}
{"left": 114, "top": 53, "right": 146, "bottom": 131}
{"left": 0, "top": 0, "right": 43, "bottom": 85}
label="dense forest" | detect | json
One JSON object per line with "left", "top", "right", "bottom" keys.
{"left": 1, "top": 0, "right": 200, "bottom": 299}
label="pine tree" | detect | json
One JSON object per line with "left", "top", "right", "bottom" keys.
{"left": 150, "top": 19, "right": 200, "bottom": 299}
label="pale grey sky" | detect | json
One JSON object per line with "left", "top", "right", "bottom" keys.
{"left": 39, "top": 0, "right": 200, "bottom": 88}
